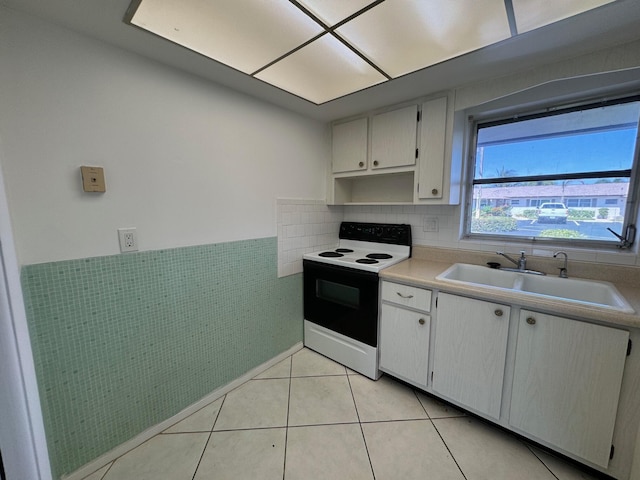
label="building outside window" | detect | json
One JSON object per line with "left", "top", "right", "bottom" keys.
{"left": 466, "top": 96, "right": 640, "bottom": 245}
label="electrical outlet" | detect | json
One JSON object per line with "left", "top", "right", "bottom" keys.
{"left": 118, "top": 228, "right": 138, "bottom": 253}
{"left": 423, "top": 216, "right": 439, "bottom": 232}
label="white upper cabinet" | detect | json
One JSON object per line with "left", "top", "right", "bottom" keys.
{"left": 510, "top": 310, "right": 629, "bottom": 468}
{"left": 331, "top": 117, "right": 368, "bottom": 173}
{"left": 327, "top": 92, "right": 461, "bottom": 205}
{"left": 417, "top": 96, "right": 447, "bottom": 200}
{"left": 415, "top": 92, "right": 462, "bottom": 205}
{"left": 370, "top": 105, "right": 418, "bottom": 170}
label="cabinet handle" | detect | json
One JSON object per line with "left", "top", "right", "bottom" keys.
{"left": 396, "top": 292, "right": 414, "bottom": 299}
{"left": 431, "top": 188, "right": 439, "bottom": 195}
{"left": 418, "top": 318, "right": 426, "bottom": 325}
{"left": 358, "top": 161, "right": 364, "bottom": 168}
{"left": 526, "top": 317, "right": 536, "bottom": 325}
{"left": 373, "top": 160, "right": 379, "bottom": 166}
{"left": 494, "top": 309, "right": 503, "bottom": 317}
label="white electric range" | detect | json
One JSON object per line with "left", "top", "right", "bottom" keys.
{"left": 303, "top": 222, "right": 412, "bottom": 379}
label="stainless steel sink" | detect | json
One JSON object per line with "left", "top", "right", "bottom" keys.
{"left": 436, "top": 263, "right": 634, "bottom": 313}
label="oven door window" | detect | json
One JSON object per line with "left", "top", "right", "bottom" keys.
{"left": 316, "top": 279, "right": 359, "bottom": 309}
{"left": 303, "top": 260, "right": 379, "bottom": 347}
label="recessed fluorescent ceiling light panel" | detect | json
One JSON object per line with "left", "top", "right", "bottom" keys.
{"left": 127, "top": 0, "right": 617, "bottom": 105}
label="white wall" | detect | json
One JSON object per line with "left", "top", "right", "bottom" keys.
{"left": 0, "top": 7, "right": 329, "bottom": 266}
{"left": 0, "top": 158, "right": 51, "bottom": 478}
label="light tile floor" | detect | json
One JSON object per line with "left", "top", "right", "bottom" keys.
{"left": 83, "top": 348, "right": 599, "bottom": 480}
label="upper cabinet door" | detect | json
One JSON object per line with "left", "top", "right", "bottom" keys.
{"left": 332, "top": 117, "right": 368, "bottom": 173}
{"left": 371, "top": 105, "right": 418, "bottom": 170}
{"left": 418, "top": 96, "right": 447, "bottom": 199}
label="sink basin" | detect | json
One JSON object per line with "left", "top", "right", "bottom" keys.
{"left": 517, "top": 275, "right": 633, "bottom": 312}
{"left": 435, "top": 263, "right": 520, "bottom": 289}
{"left": 436, "top": 263, "right": 634, "bottom": 313}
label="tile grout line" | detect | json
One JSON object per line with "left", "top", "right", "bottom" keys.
{"left": 429, "top": 420, "right": 468, "bottom": 480}
{"left": 96, "top": 422, "right": 177, "bottom": 480}
{"left": 346, "top": 372, "right": 377, "bottom": 480}
{"left": 413, "top": 389, "right": 469, "bottom": 480}
{"left": 282, "top": 356, "right": 293, "bottom": 480}
{"left": 190, "top": 394, "right": 227, "bottom": 480}
{"left": 95, "top": 461, "right": 114, "bottom": 480}
{"left": 525, "top": 443, "right": 561, "bottom": 480}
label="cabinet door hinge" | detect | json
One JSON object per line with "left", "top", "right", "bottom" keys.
{"left": 610, "top": 444, "right": 615, "bottom": 460}
{"left": 627, "top": 339, "right": 632, "bottom": 356}
{"left": 435, "top": 297, "right": 438, "bottom": 308}
{"left": 417, "top": 111, "right": 421, "bottom": 122}
{"left": 431, "top": 371, "right": 434, "bottom": 382}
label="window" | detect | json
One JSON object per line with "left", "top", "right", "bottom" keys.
{"left": 566, "top": 198, "right": 596, "bottom": 207}
{"left": 529, "top": 199, "right": 552, "bottom": 208}
{"left": 467, "top": 96, "right": 640, "bottom": 245}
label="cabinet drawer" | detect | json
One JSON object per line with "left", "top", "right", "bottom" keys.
{"left": 381, "top": 281, "right": 432, "bottom": 311}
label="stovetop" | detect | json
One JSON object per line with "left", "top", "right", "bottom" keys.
{"left": 303, "top": 222, "right": 412, "bottom": 273}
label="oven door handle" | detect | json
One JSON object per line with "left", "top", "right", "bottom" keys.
{"left": 396, "top": 292, "right": 414, "bottom": 299}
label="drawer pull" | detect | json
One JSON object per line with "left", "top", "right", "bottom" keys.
{"left": 418, "top": 318, "right": 426, "bottom": 325}
{"left": 396, "top": 292, "right": 414, "bottom": 299}
{"left": 526, "top": 317, "right": 536, "bottom": 325}
{"left": 494, "top": 309, "right": 503, "bottom": 317}
{"left": 431, "top": 188, "right": 438, "bottom": 195}
{"left": 358, "top": 161, "right": 364, "bottom": 167}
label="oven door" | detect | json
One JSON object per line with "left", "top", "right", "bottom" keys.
{"left": 303, "top": 259, "right": 379, "bottom": 347}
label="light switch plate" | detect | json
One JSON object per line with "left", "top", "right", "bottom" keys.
{"left": 80, "top": 166, "right": 106, "bottom": 192}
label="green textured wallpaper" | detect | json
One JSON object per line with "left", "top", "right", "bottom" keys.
{"left": 21, "top": 237, "right": 303, "bottom": 479}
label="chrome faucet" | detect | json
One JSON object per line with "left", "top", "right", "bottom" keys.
{"left": 496, "top": 251, "right": 527, "bottom": 270}
{"left": 553, "top": 251, "right": 569, "bottom": 278}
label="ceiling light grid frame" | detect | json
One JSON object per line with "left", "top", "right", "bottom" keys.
{"left": 126, "top": 0, "right": 618, "bottom": 105}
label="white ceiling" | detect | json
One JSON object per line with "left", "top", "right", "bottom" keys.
{"left": 2, "top": 0, "right": 640, "bottom": 121}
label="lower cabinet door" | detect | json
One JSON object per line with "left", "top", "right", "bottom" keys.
{"left": 432, "top": 293, "right": 510, "bottom": 419}
{"left": 510, "top": 310, "right": 629, "bottom": 468}
{"left": 379, "top": 303, "right": 430, "bottom": 387}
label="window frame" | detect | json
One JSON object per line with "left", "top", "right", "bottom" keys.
{"left": 463, "top": 93, "right": 640, "bottom": 249}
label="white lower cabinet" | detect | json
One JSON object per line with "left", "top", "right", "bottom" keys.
{"left": 379, "top": 303, "right": 430, "bottom": 387}
{"left": 379, "top": 281, "right": 431, "bottom": 388}
{"left": 378, "top": 285, "right": 636, "bottom": 478}
{"left": 510, "top": 310, "right": 629, "bottom": 468}
{"left": 431, "top": 293, "right": 510, "bottom": 419}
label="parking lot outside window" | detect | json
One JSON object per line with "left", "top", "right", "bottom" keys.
{"left": 465, "top": 96, "right": 640, "bottom": 247}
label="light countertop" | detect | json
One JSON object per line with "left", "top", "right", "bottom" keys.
{"left": 381, "top": 258, "right": 640, "bottom": 330}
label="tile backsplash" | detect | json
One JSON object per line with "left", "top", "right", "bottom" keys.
{"left": 276, "top": 199, "right": 343, "bottom": 277}
{"left": 278, "top": 201, "right": 640, "bottom": 269}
